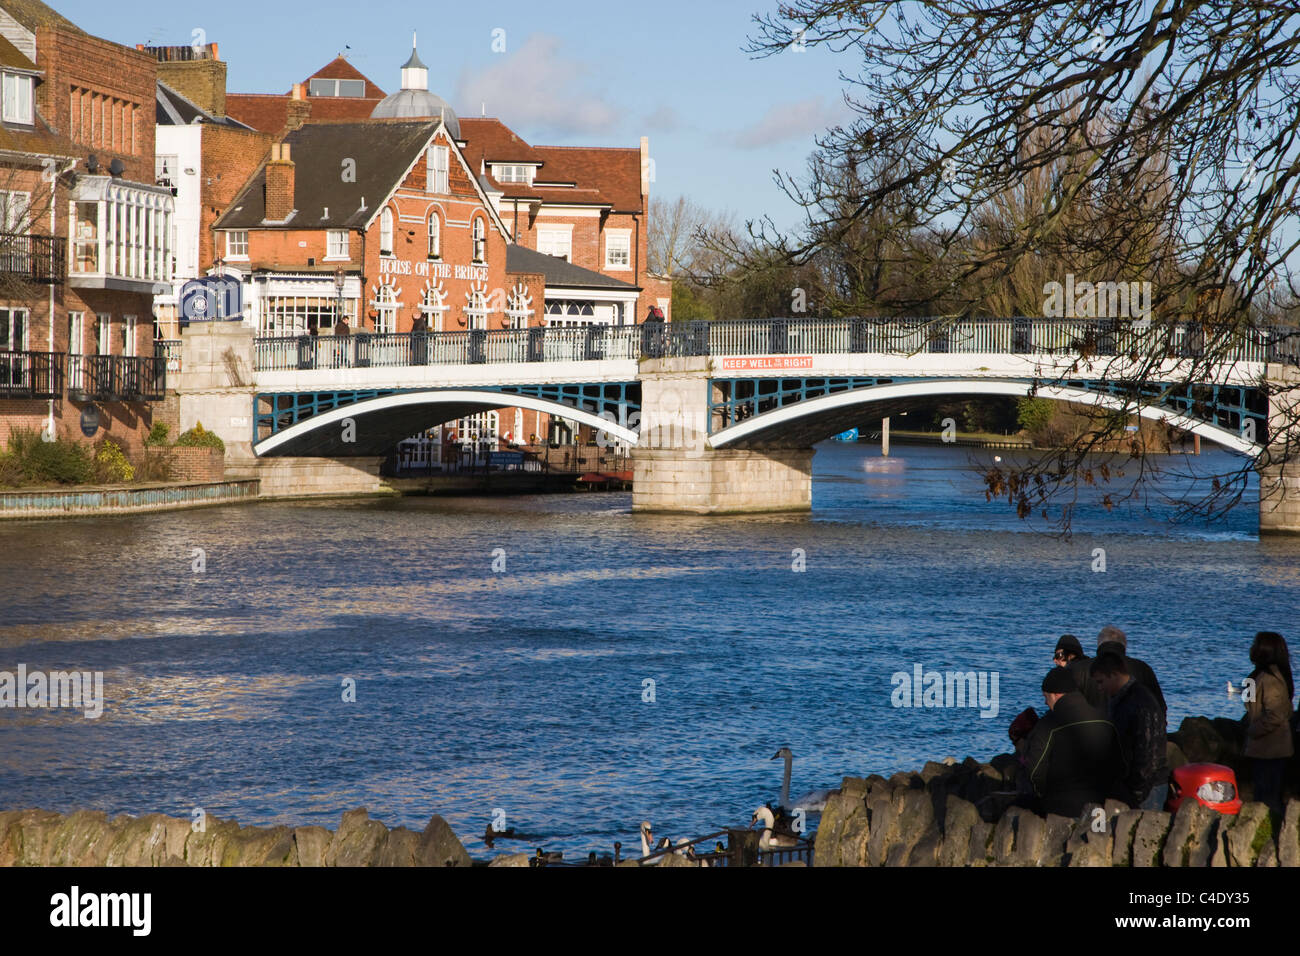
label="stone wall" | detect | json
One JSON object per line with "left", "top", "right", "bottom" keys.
{"left": 0, "top": 807, "right": 469, "bottom": 867}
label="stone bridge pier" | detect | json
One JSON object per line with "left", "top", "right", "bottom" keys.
{"left": 631, "top": 357, "right": 813, "bottom": 514}
{"left": 1259, "top": 364, "right": 1300, "bottom": 534}
{"left": 178, "top": 324, "right": 384, "bottom": 498}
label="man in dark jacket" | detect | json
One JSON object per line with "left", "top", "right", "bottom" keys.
{"left": 1054, "top": 634, "right": 1104, "bottom": 708}
{"left": 1092, "top": 652, "right": 1169, "bottom": 809}
{"left": 1096, "top": 625, "right": 1166, "bottom": 717}
{"left": 1024, "top": 668, "right": 1127, "bottom": 817}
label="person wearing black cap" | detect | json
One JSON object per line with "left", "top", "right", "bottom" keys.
{"left": 1092, "top": 651, "right": 1169, "bottom": 809}
{"left": 1096, "top": 626, "right": 1166, "bottom": 718}
{"left": 1054, "top": 634, "right": 1104, "bottom": 708}
{"left": 1023, "top": 668, "right": 1127, "bottom": 817}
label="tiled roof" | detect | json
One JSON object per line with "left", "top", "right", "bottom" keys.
{"left": 224, "top": 93, "right": 382, "bottom": 133}
{"left": 506, "top": 244, "right": 639, "bottom": 291}
{"left": 458, "top": 117, "right": 643, "bottom": 212}
{"left": 0, "top": 33, "right": 36, "bottom": 70}
{"left": 156, "top": 81, "right": 251, "bottom": 128}
{"left": 0, "top": 0, "right": 78, "bottom": 32}
{"left": 308, "top": 56, "right": 386, "bottom": 98}
{"left": 214, "top": 119, "right": 439, "bottom": 230}
{"left": 0, "top": 110, "right": 80, "bottom": 158}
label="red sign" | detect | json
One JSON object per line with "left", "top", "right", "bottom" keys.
{"left": 720, "top": 355, "right": 814, "bottom": 371}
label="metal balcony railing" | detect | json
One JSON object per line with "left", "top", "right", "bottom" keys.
{"left": 252, "top": 318, "right": 1300, "bottom": 372}
{"left": 0, "top": 233, "right": 67, "bottom": 283}
{"left": 67, "top": 354, "right": 166, "bottom": 402}
{"left": 0, "top": 350, "right": 64, "bottom": 398}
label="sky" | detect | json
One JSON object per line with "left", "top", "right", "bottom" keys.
{"left": 59, "top": 0, "right": 855, "bottom": 234}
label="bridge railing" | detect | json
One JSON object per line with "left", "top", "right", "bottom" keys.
{"left": 252, "top": 318, "right": 1298, "bottom": 371}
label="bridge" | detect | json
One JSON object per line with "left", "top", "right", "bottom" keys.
{"left": 175, "top": 317, "right": 1300, "bottom": 531}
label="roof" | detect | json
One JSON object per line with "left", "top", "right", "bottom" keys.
{"left": 506, "top": 244, "right": 639, "bottom": 291}
{"left": 156, "top": 81, "right": 251, "bottom": 128}
{"left": 371, "top": 89, "right": 460, "bottom": 137}
{"left": 458, "top": 117, "right": 644, "bottom": 212}
{"left": 0, "top": 32, "right": 36, "bottom": 70}
{"left": 224, "top": 57, "right": 385, "bottom": 132}
{"left": 0, "top": 111, "right": 79, "bottom": 158}
{"left": 0, "top": 0, "right": 79, "bottom": 32}
{"left": 214, "top": 119, "right": 440, "bottom": 230}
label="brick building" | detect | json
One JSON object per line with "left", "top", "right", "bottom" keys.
{"left": 0, "top": 0, "right": 171, "bottom": 453}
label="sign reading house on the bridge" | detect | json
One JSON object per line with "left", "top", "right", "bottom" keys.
{"left": 378, "top": 258, "right": 489, "bottom": 282}
{"left": 721, "top": 356, "right": 815, "bottom": 371}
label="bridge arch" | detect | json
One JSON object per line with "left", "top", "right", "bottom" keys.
{"left": 254, "top": 389, "right": 639, "bottom": 457}
{"left": 708, "top": 379, "right": 1263, "bottom": 455}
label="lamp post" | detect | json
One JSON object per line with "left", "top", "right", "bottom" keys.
{"left": 333, "top": 266, "right": 345, "bottom": 334}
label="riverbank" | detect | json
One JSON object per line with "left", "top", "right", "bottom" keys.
{"left": 0, "top": 479, "right": 260, "bottom": 519}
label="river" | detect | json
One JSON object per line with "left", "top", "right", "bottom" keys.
{"left": 1, "top": 442, "right": 1296, "bottom": 859}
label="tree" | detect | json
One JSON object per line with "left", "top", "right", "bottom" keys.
{"left": 743, "top": 0, "right": 1300, "bottom": 531}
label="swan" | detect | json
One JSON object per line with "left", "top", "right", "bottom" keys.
{"left": 639, "top": 821, "right": 675, "bottom": 864}
{"left": 751, "top": 805, "right": 800, "bottom": 850}
{"left": 772, "top": 747, "right": 838, "bottom": 815}
{"left": 1227, "top": 681, "right": 1239, "bottom": 696}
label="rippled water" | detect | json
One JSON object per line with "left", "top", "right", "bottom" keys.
{"left": 1, "top": 442, "right": 1296, "bottom": 859}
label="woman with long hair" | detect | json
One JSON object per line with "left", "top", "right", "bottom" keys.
{"left": 1244, "top": 631, "right": 1295, "bottom": 819}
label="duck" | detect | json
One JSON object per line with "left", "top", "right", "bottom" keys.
{"left": 751, "top": 805, "right": 800, "bottom": 850}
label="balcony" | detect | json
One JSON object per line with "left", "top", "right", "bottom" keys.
{"left": 0, "top": 350, "right": 64, "bottom": 399}
{"left": 0, "top": 234, "right": 67, "bottom": 284}
{"left": 70, "top": 175, "right": 174, "bottom": 294}
{"left": 67, "top": 354, "right": 166, "bottom": 402}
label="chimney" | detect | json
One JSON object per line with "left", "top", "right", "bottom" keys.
{"left": 265, "top": 143, "right": 295, "bottom": 221}
{"left": 640, "top": 136, "right": 650, "bottom": 198}
{"left": 146, "top": 43, "right": 228, "bottom": 118}
{"left": 285, "top": 83, "right": 311, "bottom": 131}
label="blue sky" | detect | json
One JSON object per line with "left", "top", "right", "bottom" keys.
{"left": 59, "top": 0, "right": 853, "bottom": 233}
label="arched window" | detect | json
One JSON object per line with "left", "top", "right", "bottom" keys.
{"left": 376, "top": 286, "right": 396, "bottom": 334}
{"left": 380, "top": 207, "right": 394, "bottom": 256}
{"left": 427, "top": 213, "right": 441, "bottom": 259}
{"left": 471, "top": 217, "right": 485, "bottom": 263}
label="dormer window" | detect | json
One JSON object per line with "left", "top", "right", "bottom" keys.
{"left": 493, "top": 165, "right": 534, "bottom": 185}
{"left": 2, "top": 72, "right": 32, "bottom": 124}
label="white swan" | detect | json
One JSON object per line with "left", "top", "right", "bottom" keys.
{"left": 772, "top": 746, "right": 837, "bottom": 814}
{"left": 751, "top": 805, "right": 800, "bottom": 850}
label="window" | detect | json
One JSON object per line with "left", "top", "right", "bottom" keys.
{"left": 308, "top": 78, "right": 366, "bottom": 97}
{"left": 428, "top": 145, "right": 449, "bottom": 193}
{"left": 427, "top": 213, "right": 440, "bottom": 259}
{"left": 327, "top": 230, "right": 349, "bottom": 259}
{"left": 0, "top": 308, "right": 26, "bottom": 351}
{"left": 537, "top": 227, "right": 572, "bottom": 262}
{"left": 375, "top": 286, "right": 396, "bottom": 334}
{"left": 68, "top": 312, "right": 84, "bottom": 355}
{"left": 73, "top": 202, "right": 99, "bottom": 271}
{"left": 605, "top": 230, "right": 631, "bottom": 269}
{"left": 494, "top": 165, "right": 534, "bottom": 184}
{"left": 544, "top": 300, "right": 597, "bottom": 327}
{"left": 465, "top": 289, "right": 489, "bottom": 329}
{"left": 505, "top": 282, "right": 532, "bottom": 329}
{"left": 95, "top": 314, "right": 111, "bottom": 355}
{"left": 226, "top": 230, "right": 248, "bottom": 259}
{"left": 455, "top": 411, "right": 498, "bottom": 446}
{"left": 0, "top": 191, "right": 28, "bottom": 233}
{"left": 380, "top": 208, "right": 394, "bottom": 256}
{"left": 2, "top": 72, "right": 32, "bottom": 124}
{"left": 419, "top": 284, "right": 448, "bottom": 331}
{"left": 261, "top": 296, "right": 356, "bottom": 335}
{"left": 122, "top": 315, "right": 137, "bottom": 357}
{"left": 70, "top": 179, "right": 173, "bottom": 284}
{"left": 155, "top": 155, "right": 178, "bottom": 189}
{"left": 471, "top": 217, "right": 486, "bottom": 263}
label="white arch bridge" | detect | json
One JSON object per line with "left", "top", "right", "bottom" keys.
{"left": 233, "top": 317, "right": 1299, "bottom": 527}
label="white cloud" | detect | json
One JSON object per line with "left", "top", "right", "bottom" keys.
{"left": 731, "top": 96, "right": 847, "bottom": 149}
{"left": 456, "top": 34, "right": 618, "bottom": 135}
{"left": 644, "top": 106, "right": 681, "bottom": 133}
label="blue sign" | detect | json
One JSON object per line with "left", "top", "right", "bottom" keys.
{"left": 180, "top": 275, "right": 242, "bottom": 324}
{"left": 833, "top": 428, "right": 860, "bottom": 442}
{"left": 489, "top": 451, "right": 525, "bottom": 468}
{"left": 79, "top": 406, "right": 99, "bottom": 437}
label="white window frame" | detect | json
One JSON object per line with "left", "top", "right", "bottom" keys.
{"left": 95, "top": 313, "right": 111, "bottom": 355}
{"left": 465, "top": 289, "right": 489, "bottom": 329}
{"left": 605, "top": 229, "right": 632, "bottom": 270}
{"left": 225, "top": 230, "right": 248, "bottom": 259}
{"left": 471, "top": 217, "right": 486, "bottom": 264}
{"left": 380, "top": 208, "right": 394, "bottom": 256}
{"left": 428, "top": 145, "right": 449, "bottom": 194}
{"left": 122, "top": 314, "right": 137, "bottom": 357}
{"left": 68, "top": 311, "right": 84, "bottom": 355}
{"left": 2, "top": 72, "right": 32, "bottom": 124}
{"left": 537, "top": 226, "right": 572, "bottom": 262}
{"left": 326, "top": 229, "right": 349, "bottom": 259}
{"left": 0, "top": 308, "right": 27, "bottom": 352}
{"left": 375, "top": 286, "right": 397, "bottom": 334}
{"left": 427, "top": 212, "right": 440, "bottom": 259}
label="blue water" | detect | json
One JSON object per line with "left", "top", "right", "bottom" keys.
{"left": 0, "top": 442, "right": 1296, "bottom": 859}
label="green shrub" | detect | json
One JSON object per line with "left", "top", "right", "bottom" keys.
{"left": 175, "top": 422, "right": 225, "bottom": 452}
{"left": 144, "top": 422, "right": 171, "bottom": 447}
{"left": 1, "top": 427, "right": 95, "bottom": 486}
{"left": 94, "top": 439, "right": 135, "bottom": 483}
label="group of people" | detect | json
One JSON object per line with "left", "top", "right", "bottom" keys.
{"left": 1009, "top": 627, "right": 1295, "bottom": 820}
